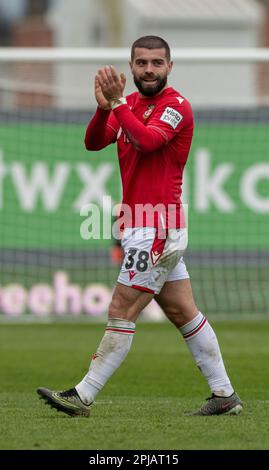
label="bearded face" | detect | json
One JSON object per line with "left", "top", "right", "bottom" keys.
{"left": 133, "top": 73, "right": 168, "bottom": 97}
{"left": 130, "top": 48, "right": 173, "bottom": 97}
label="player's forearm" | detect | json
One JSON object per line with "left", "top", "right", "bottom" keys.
{"left": 84, "top": 107, "right": 115, "bottom": 150}
{"left": 113, "top": 105, "right": 166, "bottom": 152}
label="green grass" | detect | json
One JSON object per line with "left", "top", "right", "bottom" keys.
{"left": 0, "top": 321, "right": 269, "bottom": 450}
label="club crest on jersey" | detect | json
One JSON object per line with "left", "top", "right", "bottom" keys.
{"left": 160, "top": 107, "right": 183, "bottom": 129}
{"left": 143, "top": 104, "right": 155, "bottom": 119}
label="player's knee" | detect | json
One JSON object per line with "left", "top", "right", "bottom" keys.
{"left": 164, "top": 303, "right": 198, "bottom": 326}
{"left": 108, "top": 294, "right": 129, "bottom": 318}
{"left": 164, "top": 305, "right": 180, "bottom": 318}
{"left": 108, "top": 299, "right": 123, "bottom": 318}
{"left": 165, "top": 306, "right": 183, "bottom": 324}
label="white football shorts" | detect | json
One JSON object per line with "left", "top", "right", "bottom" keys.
{"left": 117, "top": 227, "right": 189, "bottom": 294}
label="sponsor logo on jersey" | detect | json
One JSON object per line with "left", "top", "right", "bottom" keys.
{"left": 160, "top": 107, "right": 183, "bottom": 129}
{"left": 129, "top": 271, "right": 136, "bottom": 280}
{"left": 143, "top": 104, "right": 155, "bottom": 119}
{"left": 177, "top": 96, "right": 184, "bottom": 104}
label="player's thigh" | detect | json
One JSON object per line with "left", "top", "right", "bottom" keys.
{"left": 109, "top": 282, "right": 153, "bottom": 323}
{"left": 155, "top": 279, "right": 198, "bottom": 327}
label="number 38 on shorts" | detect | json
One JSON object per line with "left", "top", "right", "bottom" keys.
{"left": 124, "top": 248, "right": 150, "bottom": 273}
{"left": 117, "top": 227, "right": 189, "bottom": 294}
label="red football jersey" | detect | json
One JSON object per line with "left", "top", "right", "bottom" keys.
{"left": 85, "top": 87, "right": 194, "bottom": 228}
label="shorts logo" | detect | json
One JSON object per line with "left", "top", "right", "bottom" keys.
{"left": 151, "top": 250, "right": 162, "bottom": 265}
{"left": 160, "top": 107, "right": 183, "bottom": 129}
{"left": 129, "top": 271, "right": 136, "bottom": 280}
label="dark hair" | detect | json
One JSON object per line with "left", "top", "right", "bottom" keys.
{"left": 131, "top": 35, "right": 171, "bottom": 62}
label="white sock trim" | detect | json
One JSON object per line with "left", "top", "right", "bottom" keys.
{"left": 180, "top": 312, "right": 207, "bottom": 340}
{"left": 106, "top": 317, "right": 136, "bottom": 335}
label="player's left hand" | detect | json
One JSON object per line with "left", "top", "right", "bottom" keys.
{"left": 97, "top": 66, "right": 126, "bottom": 101}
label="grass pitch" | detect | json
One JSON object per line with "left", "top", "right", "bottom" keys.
{"left": 0, "top": 321, "right": 269, "bottom": 450}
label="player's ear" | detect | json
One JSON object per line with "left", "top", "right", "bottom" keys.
{"left": 168, "top": 61, "right": 173, "bottom": 74}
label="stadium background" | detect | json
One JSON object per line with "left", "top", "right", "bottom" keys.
{"left": 0, "top": 0, "right": 269, "bottom": 454}
{"left": 0, "top": 0, "right": 269, "bottom": 321}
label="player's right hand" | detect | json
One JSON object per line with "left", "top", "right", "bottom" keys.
{"left": 95, "top": 76, "right": 111, "bottom": 110}
{"left": 95, "top": 69, "right": 127, "bottom": 109}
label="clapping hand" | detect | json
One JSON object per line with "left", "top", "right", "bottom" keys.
{"left": 95, "top": 66, "right": 126, "bottom": 109}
